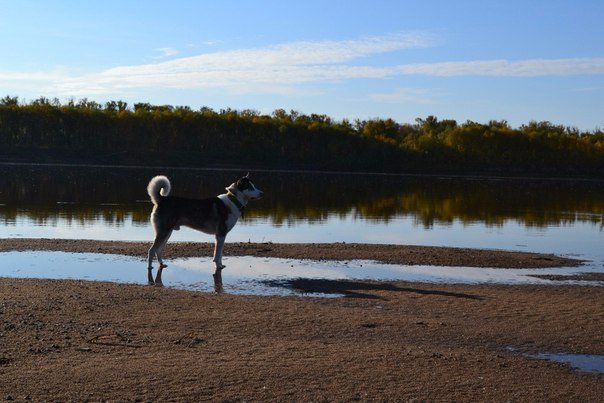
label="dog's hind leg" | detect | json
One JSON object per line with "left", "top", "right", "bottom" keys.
{"left": 148, "top": 230, "right": 173, "bottom": 269}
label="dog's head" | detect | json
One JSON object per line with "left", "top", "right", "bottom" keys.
{"left": 226, "top": 173, "right": 263, "bottom": 200}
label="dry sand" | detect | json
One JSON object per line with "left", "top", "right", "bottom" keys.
{"left": 0, "top": 239, "right": 602, "bottom": 401}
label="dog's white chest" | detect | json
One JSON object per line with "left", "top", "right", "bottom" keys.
{"left": 218, "top": 194, "right": 241, "bottom": 232}
{"left": 225, "top": 210, "right": 239, "bottom": 232}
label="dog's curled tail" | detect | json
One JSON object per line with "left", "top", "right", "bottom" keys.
{"left": 147, "top": 175, "right": 171, "bottom": 205}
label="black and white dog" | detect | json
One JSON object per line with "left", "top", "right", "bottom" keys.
{"left": 146, "top": 174, "right": 263, "bottom": 270}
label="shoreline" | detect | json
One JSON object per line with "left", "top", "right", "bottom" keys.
{"left": 1, "top": 238, "right": 602, "bottom": 400}
{"left": 0, "top": 238, "right": 583, "bottom": 268}
{"left": 3, "top": 160, "right": 604, "bottom": 182}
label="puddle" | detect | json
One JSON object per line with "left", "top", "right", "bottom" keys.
{"left": 0, "top": 251, "right": 602, "bottom": 297}
{"left": 507, "top": 347, "right": 604, "bottom": 374}
{"left": 531, "top": 352, "right": 604, "bottom": 374}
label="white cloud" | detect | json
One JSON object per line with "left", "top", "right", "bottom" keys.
{"left": 0, "top": 70, "right": 69, "bottom": 93}
{"left": 572, "top": 86, "right": 601, "bottom": 92}
{"left": 56, "top": 55, "right": 603, "bottom": 96}
{"left": 392, "top": 58, "right": 604, "bottom": 77}
{"left": 51, "top": 32, "right": 434, "bottom": 94}
{"left": 2, "top": 32, "right": 604, "bottom": 97}
{"left": 369, "top": 88, "right": 444, "bottom": 104}
{"left": 153, "top": 47, "right": 179, "bottom": 58}
{"left": 200, "top": 39, "right": 224, "bottom": 47}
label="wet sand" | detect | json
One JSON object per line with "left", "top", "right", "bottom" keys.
{"left": 0, "top": 238, "right": 582, "bottom": 268}
{"left": 0, "top": 239, "right": 602, "bottom": 401}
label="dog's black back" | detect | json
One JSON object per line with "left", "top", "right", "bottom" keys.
{"left": 153, "top": 196, "right": 230, "bottom": 236}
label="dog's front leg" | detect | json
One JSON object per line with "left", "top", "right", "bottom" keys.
{"left": 213, "top": 235, "right": 226, "bottom": 269}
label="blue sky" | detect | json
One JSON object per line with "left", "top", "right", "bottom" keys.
{"left": 1, "top": 0, "right": 603, "bottom": 129}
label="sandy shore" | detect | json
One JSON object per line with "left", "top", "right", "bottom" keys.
{"left": 0, "top": 239, "right": 602, "bottom": 401}
{"left": 0, "top": 238, "right": 583, "bottom": 268}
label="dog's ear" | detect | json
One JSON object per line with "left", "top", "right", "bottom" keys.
{"left": 235, "top": 173, "right": 249, "bottom": 181}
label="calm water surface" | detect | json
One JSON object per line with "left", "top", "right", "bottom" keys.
{"left": 1, "top": 251, "right": 602, "bottom": 296}
{"left": 3, "top": 165, "right": 603, "bottom": 371}
{"left": 1, "top": 164, "right": 603, "bottom": 261}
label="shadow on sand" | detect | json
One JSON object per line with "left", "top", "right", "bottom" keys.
{"left": 263, "top": 278, "right": 483, "bottom": 300}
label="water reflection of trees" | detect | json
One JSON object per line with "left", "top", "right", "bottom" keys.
{"left": 0, "top": 166, "right": 603, "bottom": 229}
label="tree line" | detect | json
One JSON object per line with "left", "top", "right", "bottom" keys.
{"left": 1, "top": 96, "right": 603, "bottom": 177}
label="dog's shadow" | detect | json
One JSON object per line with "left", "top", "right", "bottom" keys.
{"left": 262, "top": 278, "right": 483, "bottom": 300}
{"left": 146, "top": 266, "right": 480, "bottom": 300}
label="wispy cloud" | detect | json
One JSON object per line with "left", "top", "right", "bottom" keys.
{"left": 572, "top": 86, "right": 601, "bottom": 92}
{"left": 2, "top": 32, "right": 604, "bottom": 97}
{"left": 200, "top": 39, "right": 224, "bottom": 47}
{"left": 0, "top": 70, "right": 68, "bottom": 93}
{"left": 52, "top": 32, "right": 435, "bottom": 94}
{"left": 153, "top": 47, "right": 179, "bottom": 59}
{"left": 392, "top": 58, "right": 604, "bottom": 77}
{"left": 369, "top": 88, "right": 444, "bottom": 104}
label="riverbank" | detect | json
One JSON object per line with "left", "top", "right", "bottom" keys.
{"left": 1, "top": 239, "right": 602, "bottom": 400}
{"left": 1, "top": 277, "right": 602, "bottom": 401}
{"left": 0, "top": 238, "right": 582, "bottom": 268}
{"left": 3, "top": 160, "right": 604, "bottom": 182}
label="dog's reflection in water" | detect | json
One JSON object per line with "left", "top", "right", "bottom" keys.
{"left": 147, "top": 267, "right": 164, "bottom": 287}
{"left": 147, "top": 267, "right": 224, "bottom": 293}
{"left": 213, "top": 268, "right": 224, "bottom": 293}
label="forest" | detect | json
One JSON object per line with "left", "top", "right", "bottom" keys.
{"left": 1, "top": 95, "right": 603, "bottom": 177}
